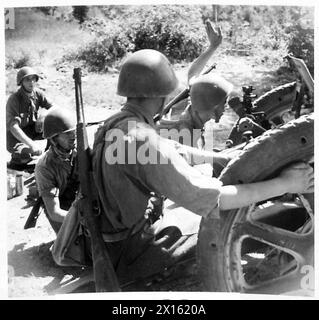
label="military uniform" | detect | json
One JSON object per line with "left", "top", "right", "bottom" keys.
{"left": 35, "top": 146, "right": 78, "bottom": 233}
{"left": 6, "top": 87, "right": 52, "bottom": 164}
{"left": 91, "top": 102, "right": 222, "bottom": 284}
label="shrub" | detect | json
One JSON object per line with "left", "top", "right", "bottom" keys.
{"left": 72, "top": 6, "right": 89, "bottom": 24}
{"left": 286, "top": 24, "right": 314, "bottom": 76}
{"left": 34, "top": 6, "right": 57, "bottom": 16}
{"left": 66, "top": 5, "right": 207, "bottom": 71}
{"left": 63, "top": 22, "right": 131, "bottom": 72}
{"left": 125, "top": 5, "right": 206, "bottom": 62}
{"left": 5, "top": 50, "right": 31, "bottom": 69}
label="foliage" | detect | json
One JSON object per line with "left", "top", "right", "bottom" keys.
{"left": 124, "top": 5, "right": 206, "bottom": 62}
{"left": 13, "top": 5, "right": 314, "bottom": 75}
{"left": 286, "top": 25, "right": 314, "bottom": 76}
{"left": 63, "top": 21, "right": 131, "bottom": 72}
{"left": 67, "top": 5, "right": 207, "bottom": 71}
{"left": 5, "top": 50, "right": 31, "bottom": 69}
{"left": 34, "top": 6, "right": 57, "bottom": 16}
{"left": 72, "top": 6, "right": 89, "bottom": 24}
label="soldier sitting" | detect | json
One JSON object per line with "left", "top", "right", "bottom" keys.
{"left": 6, "top": 66, "right": 53, "bottom": 166}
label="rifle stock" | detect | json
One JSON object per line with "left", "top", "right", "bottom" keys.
{"left": 24, "top": 197, "right": 43, "bottom": 229}
{"left": 73, "top": 68, "right": 120, "bottom": 292}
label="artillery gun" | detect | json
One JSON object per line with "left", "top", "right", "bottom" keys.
{"left": 198, "top": 55, "right": 314, "bottom": 295}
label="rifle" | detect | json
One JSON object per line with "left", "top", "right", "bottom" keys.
{"left": 73, "top": 68, "right": 120, "bottom": 292}
{"left": 24, "top": 197, "right": 43, "bottom": 229}
{"left": 153, "top": 63, "right": 217, "bottom": 123}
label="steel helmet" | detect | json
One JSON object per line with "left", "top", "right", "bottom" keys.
{"left": 43, "top": 107, "right": 76, "bottom": 139}
{"left": 117, "top": 49, "right": 178, "bottom": 98}
{"left": 17, "top": 66, "right": 40, "bottom": 86}
{"left": 190, "top": 74, "right": 233, "bottom": 112}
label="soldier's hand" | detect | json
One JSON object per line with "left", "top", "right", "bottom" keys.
{"left": 145, "top": 193, "right": 163, "bottom": 224}
{"left": 279, "top": 162, "right": 314, "bottom": 194}
{"left": 30, "top": 141, "right": 43, "bottom": 156}
{"left": 205, "top": 20, "right": 222, "bottom": 49}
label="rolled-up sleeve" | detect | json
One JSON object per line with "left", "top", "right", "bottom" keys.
{"left": 6, "top": 95, "right": 21, "bottom": 128}
{"left": 35, "top": 163, "right": 60, "bottom": 198}
{"left": 37, "top": 90, "right": 53, "bottom": 109}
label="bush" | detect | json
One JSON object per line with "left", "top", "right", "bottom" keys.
{"left": 125, "top": 5, "right": 206, "bottom": 62}
{"left": 65, "top": 5, "right": 207, "bottom": 71}
{"left": 6, "top": 50, "right": 32, "bottom": 69}
{"left": 34, "top": 6, "right": 57, "bottom": 16}
{"left": 286, "top": 24, "right": 314, "bottom": 76}
{"left": 60, "top": 5, "right": 314, "bottom": 74}
{"left": 72, "top": 6, "right": 89, "bottom": 24}
{"left": 63, "top": 22, "right": 131, "bottom": 72}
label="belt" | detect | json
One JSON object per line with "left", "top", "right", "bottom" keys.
{"left": 101, "top": 216, "right": 148, "bottom": 243}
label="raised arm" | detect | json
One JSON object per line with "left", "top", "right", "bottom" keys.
{"left": 188, "top": 20, "right": 222, "bottom": 84}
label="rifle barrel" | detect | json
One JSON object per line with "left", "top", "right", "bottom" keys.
{"left": 73, "top": 68, "right": 120, "bottom": 292}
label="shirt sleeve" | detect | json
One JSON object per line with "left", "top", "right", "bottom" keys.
{"left": 123, "top": 127, "right": 223, "bottom": 218}
{"left": 37, "top": 90, "right": 53, "bottom": 109}
{"left": 35, "top": 162, "right": 60, "bottom": 198}
{"left": 6, "top": 94, "right": 21, "bottom": 128}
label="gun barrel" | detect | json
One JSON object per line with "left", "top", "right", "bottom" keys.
{"left": 73, "top": 68, "right": 120, "bottom": 292}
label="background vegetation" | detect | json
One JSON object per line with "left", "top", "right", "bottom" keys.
{"left": 5, "top": 5, "right": 314, "bottom": 133}
{"left": 6, "top": 5, "right": 314, "bottom": 74}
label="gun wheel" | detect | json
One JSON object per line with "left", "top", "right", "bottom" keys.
{"left": 252, "top": 82, "right": 298, "bottom": 125}
{"left": 197, "top": 115, "right": 314, "bottom": 294}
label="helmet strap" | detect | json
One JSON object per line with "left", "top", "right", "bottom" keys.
{"left": 50, "top": 137, "right": 73, "bottom": 160}
{"left": 189, "top": 106, "right": 205, "bottom": 129}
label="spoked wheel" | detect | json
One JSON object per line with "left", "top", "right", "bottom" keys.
{"left": 252, "top": 82, "right": 298, "bottom": 126}
{"left": 219, "top": 193, "right": 314, "bottom": 294}
{"left": 198, "top": 114, "right": 314, "bottom": 295}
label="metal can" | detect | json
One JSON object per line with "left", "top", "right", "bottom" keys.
{"left": 7, "top": 174, "right": 16, "bottom": 200}
{"left": 15, "top": 173, "right": 23, "bottom": 196}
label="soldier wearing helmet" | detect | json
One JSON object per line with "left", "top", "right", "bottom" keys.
{"left": 6, "top": 66, "right": 53, "bottom": 166}
{"left": 34, "top": 107, "right": 78, "bottom": 233}
{"left": 78, "top": 45, "right": 313, "bottom": 288}
{"left": 157, "top": 21, "right": 232, "bottom": 150}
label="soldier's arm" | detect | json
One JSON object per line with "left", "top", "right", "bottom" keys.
{"left": 9, "top": 122, "right": 42, "bottom": 155}
{"left": 219, "top": 162, "right": 314, "bottom": 210}
{"left": 135, "top": 136, "right": 313, "bottom": 217}
{"left": 35, "top": 162, "right": 67, "bottom": 223}
{"left": 169, "top": 141, "right": 232, "bottom": 167}
{"left": 38, "top": 89, "right": 53, "bottom": 109}
{"left": 188, "top": 20, "right": 222, "bottom": 83}
{"left": 42, "top": 195, "right": 68, "bottom": 223}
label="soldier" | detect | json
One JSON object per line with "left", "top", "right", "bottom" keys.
{"left": 157, "top": 20, "right": 225, "bottom": 149}
{"left": 34, "top": 107, "right": 78, "bottom": 234}
{"left": 6, "top": 66, "right": 53, "bottom": 166}
{"left": 89, "top": 49, "right": 313, "bottom": 286}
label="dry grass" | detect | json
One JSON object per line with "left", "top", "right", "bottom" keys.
{"left": 5, "top": 8, "right": 95, "bottom": 72}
